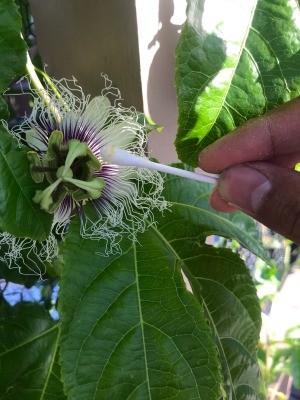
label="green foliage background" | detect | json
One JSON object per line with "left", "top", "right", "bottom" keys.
{"left": 1, "top": 0, "right": 300, "bottom": 398}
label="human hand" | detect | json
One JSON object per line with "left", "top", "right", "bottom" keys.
{"left": 198, "top": 97, "right": 300, "bottom": 243}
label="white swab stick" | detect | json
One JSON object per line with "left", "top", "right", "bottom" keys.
{"left": 101, "top": 147, "right": 219, "bottom": 185}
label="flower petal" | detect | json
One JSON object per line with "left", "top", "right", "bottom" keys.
{"left": 83, "top": 96, "right": 111, "bottom": 131}
{"left": 100, "top": 121, "right": 137, "bottom": 150}
{"left": 26, "top": 129, "right": 48, "bottom": 152}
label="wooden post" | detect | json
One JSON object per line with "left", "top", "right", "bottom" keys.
{"left": 29, "top": 0, "right": 143, "bottom": 110}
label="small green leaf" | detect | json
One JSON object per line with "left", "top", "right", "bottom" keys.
{"left": 0, "top": 0, "right": 27, "bottom": 119}
{"left": 59, "top": 218, "right": 222, "bottom": 400}
{"left": 0, "top": 125, "right": 53, "bottom": 240}
{"left": 0, "top": 303, "right": 66, "bottom": 399}
{"left": 183, "top": 246, "right": 265, "bottom": 399}
{"left": 175, "top": 0, "right": 300, "bottom": 166}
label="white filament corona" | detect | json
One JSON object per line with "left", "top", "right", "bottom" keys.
{"left": 3, "top": 75, "right": 170, "bottom": 275}
{"left": 0, "top": 232, "right": 59, "bottom": 279}
{"left": 3, "top": 72, "right": 219, "bottom": 277}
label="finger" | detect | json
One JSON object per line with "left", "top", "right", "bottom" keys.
{"left": 217, "top": 162, "right": 300, "bottom": 243}
{"left": 199, "top": 97, "right": 300, "bottom": 173}
{"left": 269, "top": 150, "right": 300, "bottom": 169}
{"left": 209, "top": 187, "right": 239, "bottom": 213}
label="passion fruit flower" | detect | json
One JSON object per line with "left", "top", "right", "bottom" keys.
{"left": 8, "top": 77, "right": 170, "bottom": 258}
{"left": 1, "top": 75, "right": 217, "bottom": 276}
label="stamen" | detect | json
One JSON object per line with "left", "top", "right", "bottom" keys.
{"left": 63, "top": 176, "right": 105, "bottom": 199}
{"left": 33, "top": 178, "right": 62, "bottom": 211}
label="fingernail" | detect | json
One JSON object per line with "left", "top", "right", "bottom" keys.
{"left": 219, "top": 165, "right": 272, "bottom": 213}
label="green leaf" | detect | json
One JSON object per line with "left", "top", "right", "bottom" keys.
{"left": 175, "top": 0, "right": 300, "bottom": 166}
{"left": 183, "top": 246, "right": 265, "bottom": 399}
{"left": 0, "top": 99, "right": 7, "bottom": 123}
{"left": 59, "top": 218, "right": 222, "bottom": 400}
{"left": 0, "top": 125, "right": 53, "bottom": 240}
{"left": 153, "top": 175, "right": 265, "bottom": 397}
{"left": 0, "top": 0, "right": 27, "bottom": 119}
{"left": 0, "top": 303, "right": 66, "bottom": 399}
{"left": 291, "top": 345, "right": 300, "bottom": 389}
{"left": 0, "top": 260, "right": 38, "bottom": 287}
{"left": 157, "top": 174, "right": 267, "bottom": 261}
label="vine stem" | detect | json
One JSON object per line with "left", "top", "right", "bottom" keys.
{"left": 25, "top": 51, "right": 62, "bottom": 122}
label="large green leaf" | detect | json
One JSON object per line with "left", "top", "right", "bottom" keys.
{"left": 183, "top": 246, "right": 265, "bottom": 399}
{"left": 59, "top": 174, "right": 265, "bottom": 399}
{"left": 0, "top": 125, "right": 53, "bottom": 240}
{"left": 156, "top": 174, "right": 267, "bottom": 262}
{"left": 59, "top": 218, "right": 222, "bottom": 400}
{"left": 175, "top": 0, "right": 300, "bottom": 166}
{"left": 0, "top": 0, "right": 27, "bottom": 119}
{"left": 154, "top": 175, "right": 265, "bottom": 397}
{"left": 0, "top": 303, "right": 66, "bottom": 399}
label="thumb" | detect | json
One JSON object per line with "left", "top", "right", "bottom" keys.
{"left": 217, "top": 162, "right": 300, "bottom": 243}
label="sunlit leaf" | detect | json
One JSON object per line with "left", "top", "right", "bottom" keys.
{"left": 175, "top": 0, "right": 300, "bottom": 166}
